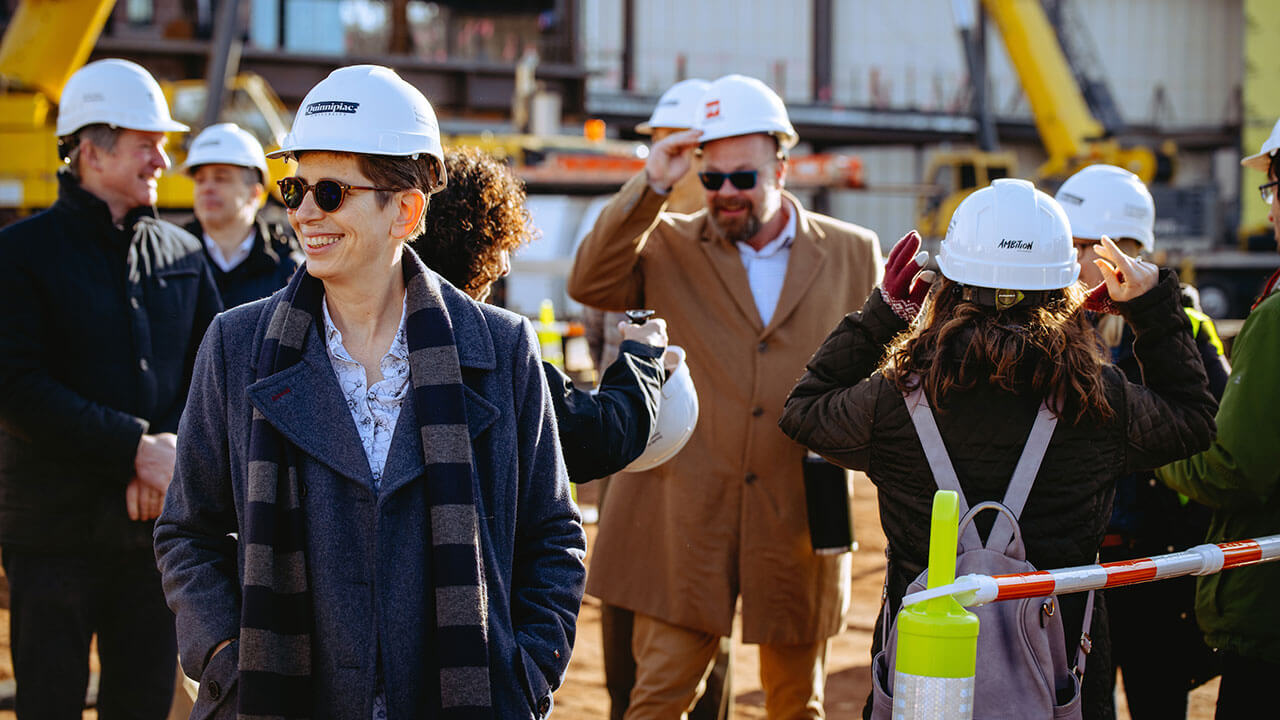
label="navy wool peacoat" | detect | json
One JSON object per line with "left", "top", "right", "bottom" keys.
{"left": 154, "top": 272, "right": 586, "bottom": 719}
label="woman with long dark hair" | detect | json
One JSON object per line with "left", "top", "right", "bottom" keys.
{"left": 779, "top": 178, "right": 1217, "bottom": 720}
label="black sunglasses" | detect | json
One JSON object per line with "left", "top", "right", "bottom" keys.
{"left": 1260, "top": 180, "right": 1278, "bottom": 205}
{"left": 277, "top": 177, "right": 400, "bottom": 212}
{"left": 698, "top": 169, "right": 759, "bottom": 191}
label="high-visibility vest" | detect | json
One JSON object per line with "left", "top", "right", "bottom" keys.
{"left": 1183, "top": 306, "right": 1226, "bottom": 357}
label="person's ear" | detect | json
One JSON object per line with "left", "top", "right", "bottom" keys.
{"left": 390, "top": 189, "right": 427, "bottom": 240}
{"left": 81, "top": 140, "right": 106, "bottom": 175}
{"left": 775, "top": 156, "right": 787, "bottom": 188}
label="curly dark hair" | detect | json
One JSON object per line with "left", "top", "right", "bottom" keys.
{"left": 413, "top": 147, "right": 535, "bottom": 299}
{"left": 882, "top": 276, "right": 1114, "bottom": 424}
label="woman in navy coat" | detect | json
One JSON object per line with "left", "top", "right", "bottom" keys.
{"left": 154, "top": 65, "right": 585, "bottom": 720}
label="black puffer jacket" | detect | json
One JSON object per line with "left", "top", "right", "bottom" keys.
{"left": 780, "top": 271, "right": 1216, "bottom": 719}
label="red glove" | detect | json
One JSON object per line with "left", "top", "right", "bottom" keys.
{"left": 880, "top": 231, "right": 935, "bottom": 323}
{"left": 1082, "top": 282, "right": 1120, "bottom": 315}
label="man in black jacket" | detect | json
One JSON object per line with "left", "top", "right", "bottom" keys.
{"left": 182, "top": 122, "right": 303, "bottom": 308}
{"left": 0, "top": 59, "right": 222, "bottom": 718}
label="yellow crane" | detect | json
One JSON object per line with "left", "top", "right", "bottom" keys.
{"left": 917, "top": 0, "right": 1175, "bottom": 239}
{"left": 0, "top": 0, "right": 294, "bottom": 221}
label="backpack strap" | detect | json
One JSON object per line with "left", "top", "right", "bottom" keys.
{"left": 903, "top": 386, "right": 983, "bottom": 550}
{"left": 1073, "top": 588, "right": 1097, "bottom": 679}
{"left": 903, "top": 385, "right": 1058, "bottom": 552}
{"left": 984, "top": 403, "right": 1058, "bottom": 552}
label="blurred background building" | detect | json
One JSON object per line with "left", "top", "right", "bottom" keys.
{"left": 2, "top": 0, "right": 1277, "bottom": 320}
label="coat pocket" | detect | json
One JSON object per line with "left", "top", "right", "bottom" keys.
{"left": 190, "top": 639, "right": 239, "bottom": 720}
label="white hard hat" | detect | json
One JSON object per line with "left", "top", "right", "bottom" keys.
{"left": 268, "top": 65, "right": 446, "bottom": 193}
{"left": 183, "top": 122, "right": 269, "bottom": 180}
{"left": 695, "top": 74, "right": 798, "bottom": 150}
{"left": 636, "top": 79, "right": 710, "bottom": 134}
{"left": 1242, "top": 116, "right": 1280, "bottom": 173}
{"left": 56, "top": 58, "right": 189, "bottom": 137}
{"left": 624, "top": 346, "right": 699, "bottom": 472}
{"left": 1055, "top": 164, "right": 1155, "bottom": 251}
{"left": 938, "top": 178, "right": 1079, "bottom": 292}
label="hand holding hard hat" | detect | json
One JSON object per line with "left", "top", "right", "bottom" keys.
{"left": 646, "top": 128, "right": 702, "bottom": 195}
{"left": 623, "top": 343, "right": 698, "bottom": 472}
{"left": 881, "top": 230, "right": 935, "bottom": 322}
{"left": 618, "top": 316, "right": 669, "bottom": 351}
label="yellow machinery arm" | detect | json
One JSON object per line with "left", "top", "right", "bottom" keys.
{"left": 0, "top": 0, "right": 115, "bottom": 105}
{"left": 981, "top": 0, "right": 1102, "bottom": 178}
{"left": 981, "top": 0, "right": 1165, "bottom": 184}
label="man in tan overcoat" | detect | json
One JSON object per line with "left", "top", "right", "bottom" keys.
{"left": 567, "top": 74, "right": 883, "bottom": 719}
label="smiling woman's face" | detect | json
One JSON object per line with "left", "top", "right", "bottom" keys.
{"left": 287, "top": 152, "right": 404, "bottom": 286}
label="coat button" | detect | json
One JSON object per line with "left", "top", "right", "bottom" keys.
{"left": 757, "top": 341, "right": 768, "bottom": 353}
{"left": 745, "top": 472, "right": 757, "bottom": 484}
{"left": 206, "top": 680, "right": 221, "bottom": 700}
{"left": 130, "top": 297, "right": 140, "bottom": 309}
{"left": 751, "top": 406, "right": 764, "bottom": 417}
{"left": 139, "top": 358, "right": 149, "bottom": 372}
{"left": 538, "top": 696, "right": 551, "bottom": 715}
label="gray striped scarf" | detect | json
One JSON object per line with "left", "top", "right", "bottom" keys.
{"left": 239, "top": 247, "right": 492, "bottom": 718}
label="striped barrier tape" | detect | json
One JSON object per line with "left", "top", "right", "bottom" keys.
{"left": 902, "top": 535, "right": 1280, "bottom": 609}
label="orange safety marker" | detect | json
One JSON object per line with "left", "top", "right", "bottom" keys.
{"left": 903, "top": 536, "right": 1280, "bottom": 609}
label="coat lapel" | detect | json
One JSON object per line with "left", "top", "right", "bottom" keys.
{"left": 378, "top": 384, "right": 498, "bottom": 497}
{"left": 247, "top": 325, "right": 375, "bottom": 485}
{"left": 247, "top": 280, "right": 504, "bottom": 493}
{"left": 698, "top": 221, "right": 764, "bottom": 331}
{"left": 763, "top": 195, "right": 827, "bottom": 338}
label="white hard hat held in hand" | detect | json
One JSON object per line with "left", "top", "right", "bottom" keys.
{"left": 56, "top": 58, "right": 189, "bottom": 137}
{"left": 268, "top": 65, "right": 447, "bottom": 194}
{"left": 183, "top": 122, "right": 269, "bottom": 180}
{"left": 1055, "top": 164, "right": 1156, "bottom": 251}
{"left": 938, "top": 178, "right": 1079, "bottom": 292}
{"left": 1242, "top": 116, "right": 1280, "bottom": 173}
{"left": 695, "top": 74, "right": 798, "bottom": 150}
{"left": 637, "top": 78, "right": 711, "bottom": 134}
{"left": 624, "top": 346, "right": 699, "bottom": 473}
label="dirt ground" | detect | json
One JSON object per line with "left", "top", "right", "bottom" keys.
{"left": 0, "top": 471, "right": 1221, "bottom": 719}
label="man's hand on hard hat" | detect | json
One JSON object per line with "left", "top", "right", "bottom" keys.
{"left": 646, "top": 129, "right": 702, "bottom": 196}
{"left": 1084, "top": 235, "right": 1159, "bottom": 313}
{"left": 881, "top": 230, "right": 936, "bottom": 323}
{"left": 619, "top": 317, "right": 678, "bottom": 372}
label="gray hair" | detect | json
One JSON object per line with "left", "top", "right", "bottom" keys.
{"left": 61, "top": 124, "right": 123, "bottom": 179}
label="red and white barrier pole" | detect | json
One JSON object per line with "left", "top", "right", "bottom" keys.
{"left": 903, "top": 535, "right": 1280, "bottom": 609}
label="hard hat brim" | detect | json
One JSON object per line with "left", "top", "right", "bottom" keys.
{"left": 1242, "top": 150, "right": 1275, "bottom": 172}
